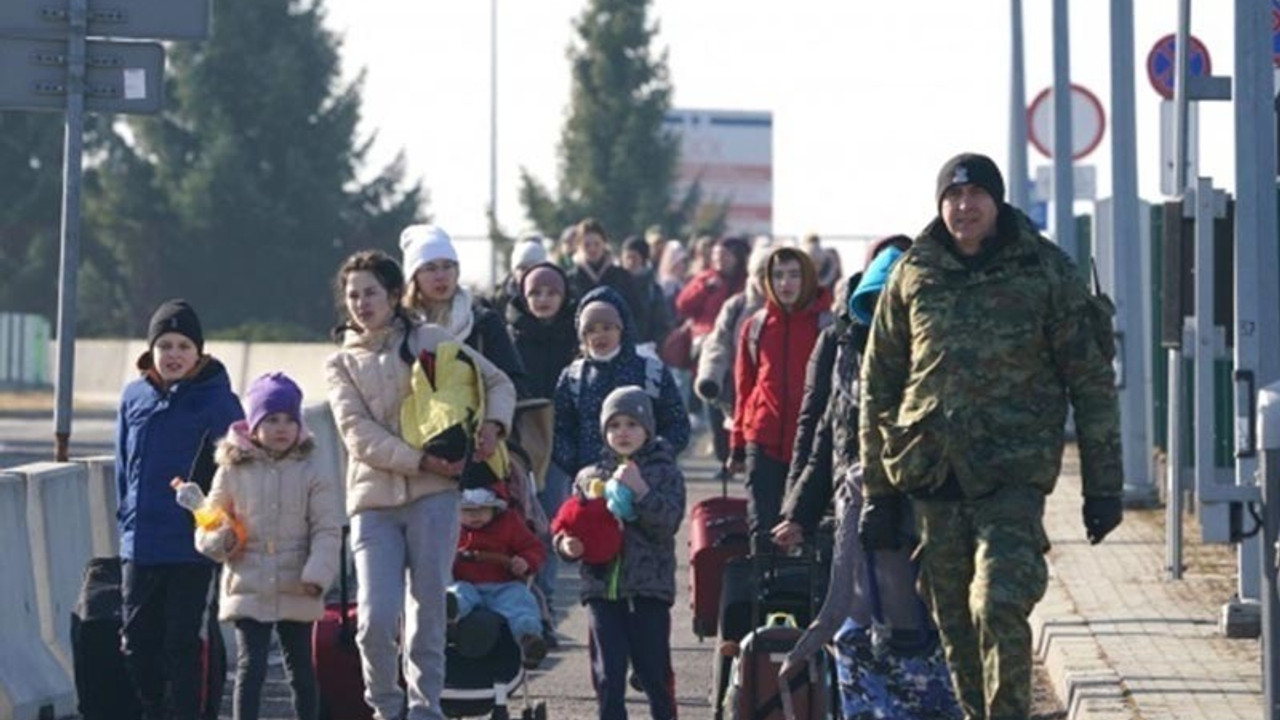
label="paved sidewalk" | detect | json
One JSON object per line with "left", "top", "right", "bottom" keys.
{"left": 1033, "top": 447, "right": 1262, "bottom": 720}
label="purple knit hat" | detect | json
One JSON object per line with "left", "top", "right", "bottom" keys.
{"left": 244, "top": 372, "right": 303, "bottom": 431}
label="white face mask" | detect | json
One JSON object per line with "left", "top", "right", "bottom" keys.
{"left": 587, "top": 345, "right": 622, "bottom": 362}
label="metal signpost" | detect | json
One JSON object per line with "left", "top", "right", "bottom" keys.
{"left": 0, "top": 0, "right": 210, "bottom": 461}
{"left": 1026, "top": 82, "right": 1105, "bottom": 268}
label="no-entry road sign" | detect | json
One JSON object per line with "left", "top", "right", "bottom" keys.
{"left": 1146, "top": 33, "right": 1211, "bottom": 100}
{"left": 1027, "top": 84, "right": 1107, "bottom": 161}
{"left": 0, "top": 36, "right": 163, "bottom": 114}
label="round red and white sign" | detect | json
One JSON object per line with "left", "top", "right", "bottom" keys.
{"left": 1026, "top": 84, "right": 1107, "bottom": 161}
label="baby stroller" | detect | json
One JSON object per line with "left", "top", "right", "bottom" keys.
{"left": 442, "top": 608, "right": 548, "bottom": 720}
{"left": 444, "top": 447, "right": 550, "bottom": 720}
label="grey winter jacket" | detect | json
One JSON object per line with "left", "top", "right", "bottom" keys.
{"left": 564, "top": 437, "right": 686, "bottom": 605}
{"left": 693, "top": 285, "right": 764, "bottom": 414}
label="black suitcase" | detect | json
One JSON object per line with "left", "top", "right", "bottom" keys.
{"left": 70, "top": 557, "right": 141, "bottom": 720}
{"left": 69, "top": 557, "right": 225, "bottom": 720}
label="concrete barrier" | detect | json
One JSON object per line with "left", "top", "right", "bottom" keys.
{"left": 15, "top": 463, "right": 95, "bottom": 678}
{"left": 304, "top": 401, "right": 350, "bottom": 518}
{"left": 81, "top": 456, "right": 120, "bottom": 559}
{"left": 243, "top": 343, "right": 333, "bottom": 402}
{"left": 0, "top": 471, "right": 76, "bottom": 720}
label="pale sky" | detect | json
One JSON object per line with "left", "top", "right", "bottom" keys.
{"left": 322, "top": 1, "right": 1238, "bottom": 245}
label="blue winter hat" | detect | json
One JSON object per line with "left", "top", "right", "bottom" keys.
{"left": 850, "top": 245, "right": 905, "bottom": 325}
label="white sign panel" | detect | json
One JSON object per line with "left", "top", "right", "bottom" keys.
{"left": 664, "top": 109, "right": 773, "bottom": 235}
{"left": 1033, "top": 164, "right": 1098, "bottom": 202}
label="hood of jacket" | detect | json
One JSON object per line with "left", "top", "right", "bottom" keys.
{"left": 575, "top": 285, "right": 638, "bottom": 354}
{"left": 763, "top": 247, "right": 821, "bottom": 312}
{"left": 507, "top": 262, "right": 577, "bottom": 332}
{"left": 215, "top": 420, "right": 315, "bottom": 466}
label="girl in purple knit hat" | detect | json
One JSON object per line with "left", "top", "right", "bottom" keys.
{"left": 196, "top": 372, "right": 344, "bottom": 720}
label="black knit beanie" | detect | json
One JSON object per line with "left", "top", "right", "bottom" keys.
{"left": 935, "top": 152, "right": 1005, "bottom": 210}
{"left": 147, "top": 299, "right": 204, "bottom": 353}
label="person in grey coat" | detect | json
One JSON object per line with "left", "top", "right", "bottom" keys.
{"left": 554, "top": 386, "right": 686, "bottom": 720}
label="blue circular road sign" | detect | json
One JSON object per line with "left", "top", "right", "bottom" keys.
{"left": 1146, "top": 33, "right": 1211, "bottom": 100}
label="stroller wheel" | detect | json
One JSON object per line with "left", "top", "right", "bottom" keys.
{"left": 534, "top": 701, "right": 548, "bottom": 720}
{"left": 491, "top": 706, "right": 510, "bottom": 720}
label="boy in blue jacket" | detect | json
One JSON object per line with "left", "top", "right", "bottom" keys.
{"left": 115, "top": 299, "right": 244, "bottom": 720}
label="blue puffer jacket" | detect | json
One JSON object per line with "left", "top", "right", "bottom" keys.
{"left": 115, "top": 355, "right": 244, "bottom": 565}
{"left": 552, "top": 286, "right": 690, "bottom": 477}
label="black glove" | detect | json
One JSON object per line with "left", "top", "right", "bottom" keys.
{"left": 1082, "top": 496, "right": 1123, "bottom": 545}
{"left": 858, "top": 495, "right": 904, "bottom": 551}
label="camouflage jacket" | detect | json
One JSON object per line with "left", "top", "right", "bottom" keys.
{"left": 858, "top": 207, "right": 1122, "bottom": 501}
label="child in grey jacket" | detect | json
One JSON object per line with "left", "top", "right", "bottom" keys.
{"left": 554, "top": 386, "right": 686, "bottom": 720}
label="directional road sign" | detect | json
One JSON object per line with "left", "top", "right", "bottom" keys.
{"left": 0, "top": 0, "right": 210, "bottom": 41}
{"left": 1146, "top": 33, "right": 1211, "bottom": 100}
{"left": 0, "top": 37, "right": 163, "bottom": 114}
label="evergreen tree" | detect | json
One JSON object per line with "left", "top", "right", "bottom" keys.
{"left": 0, "top": 113, "right": 67, "bottom": 318}
{"left": 520, "top": 0, "right": 681, "bottom": 243}
{"left": 83, "top": 0, "right": 423, "bottom": 336}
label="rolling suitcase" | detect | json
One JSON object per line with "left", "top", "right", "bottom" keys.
{"left": 721, "top": 545, "right": 830, "bottom": 720}
{"left": 313, "top": 526, "right": 376, "bottom": 720}
{"left": 69, "top": 556, "right": 224, "bottom": 720}
{"left": 688, "top": 472, "right": 749, "bottom": 638}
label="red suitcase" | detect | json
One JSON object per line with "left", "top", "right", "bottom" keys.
{"left": 688, "top": 475, "right": 749, "bottom": 638}
{"left": 313, "top": 526, "right": 374, "bottom": 720}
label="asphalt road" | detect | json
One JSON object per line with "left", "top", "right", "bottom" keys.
{"left": 0, "top": 410, "right": 1066, "bottom": 719}
{"left": 213, "top": 453, "right": 1064, "bottom": 720}
{"left": 0, "top": 407, "right": 116, "bottom": 468}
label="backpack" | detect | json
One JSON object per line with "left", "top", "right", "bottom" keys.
{"left": 565, "top": 352, "right": 665, "bottom": 404}
{"left": 744, "top": 308, "right": 835, "bottom": 367}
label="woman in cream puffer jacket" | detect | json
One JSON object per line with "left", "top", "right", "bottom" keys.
{"left": 325, "top": 249, "right": 516, "bottom": 720}
{"left": 198, "top": 422, "right": 344, "bottom": 623}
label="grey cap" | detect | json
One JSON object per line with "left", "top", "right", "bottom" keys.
{"left": 599, "top": 385, "right": 655, "bottom": 439}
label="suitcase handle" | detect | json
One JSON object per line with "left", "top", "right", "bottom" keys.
{"left": 339, "top": 525, "right": 354, "bottom": 645}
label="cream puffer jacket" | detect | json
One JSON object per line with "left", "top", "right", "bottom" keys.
{"left": 197, "top": 422, "right": 344, "bottom": 623}
{"left": 325, "top": 319, "right": 516, "bottom": 516}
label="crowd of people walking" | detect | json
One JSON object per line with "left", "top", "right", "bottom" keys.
{"left": 111, "top": 152, "right": 1123, "bottom": 720}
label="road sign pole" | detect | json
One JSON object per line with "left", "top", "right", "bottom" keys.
{"left": 1110, "top": 0, "right": 1158, "bottom": 506}
{"left": 53, "top": 0, "right": 87, "bottom": 462}
{"left": 1174, "top": 0, "right": 1192, "bottom": 193}
{"left": 1051, "top": 0, "right": 1077, "bottom": 263}
{"left": 1008, "top": 0, "right": 1029, "bottom": 212}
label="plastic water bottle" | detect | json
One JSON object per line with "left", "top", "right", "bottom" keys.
{"left": 170, "top": 478, "right": 246, "bottom": 548}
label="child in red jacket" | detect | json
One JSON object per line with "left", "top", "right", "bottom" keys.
{"left": 449, "top": 486, "right": 548, "bottom": 667}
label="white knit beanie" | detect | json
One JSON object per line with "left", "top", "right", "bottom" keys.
{"left": 400, "top": 224, "right": 458, "bottom": 279}
{"left": 510, "top": 236, "right": 548, "bottom": 272}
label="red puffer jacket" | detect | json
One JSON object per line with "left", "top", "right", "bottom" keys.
{"left": 453, "top": 509, "right": 547, "bottom": 585}
{"left": 676, "top": 269, "right": 744, "bottom": 337}
{"left": 731, "top": 288, "right": 833, "bottom": 463}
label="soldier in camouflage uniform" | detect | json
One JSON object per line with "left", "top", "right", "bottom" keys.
{"left": 856, "top": 153, "right": 1125, "bottom": 720}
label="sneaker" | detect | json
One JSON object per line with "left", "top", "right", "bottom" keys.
{"left": 519, "top": 633, "right": 548, "bottom": 669}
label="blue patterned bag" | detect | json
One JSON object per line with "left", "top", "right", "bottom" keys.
{"left": 833, "top": 617, "right": 961, "bottom": 720}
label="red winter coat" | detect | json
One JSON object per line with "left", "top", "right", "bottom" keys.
{"left": 453, "top": 509, "right": 546, "bottom": 584}
{"left": 731, "top": 287, "right": 833, "bottom": 463}
{"left": 675, "top": 269, "right": 744, "bottom": 338}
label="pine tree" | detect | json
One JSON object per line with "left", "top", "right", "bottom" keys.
{"left": 0, "top": 113, "right": 67, "bottom": 318}
{"left": 82, "top": 0, "right": 423, "bottom": 336}
{"left": 520, "top": 0, "right": 681, "bottom": 242}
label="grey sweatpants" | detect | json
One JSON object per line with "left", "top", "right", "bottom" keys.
{"left": 352, "top": 490, "right": 461, "bottom": 720}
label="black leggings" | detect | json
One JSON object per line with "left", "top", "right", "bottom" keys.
{"left": 233, "top": 619, "right": 318, "bottom": 720}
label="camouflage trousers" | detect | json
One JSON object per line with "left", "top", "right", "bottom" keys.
{"left": 912, "top": 485, "right": 1050, "bottom": 720}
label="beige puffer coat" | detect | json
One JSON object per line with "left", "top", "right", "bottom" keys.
{"left": 325, "top": 319, "right": 516, "bottom": 516}
{"left": 197, "top": 422, "right": 344, "bottom": 623}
